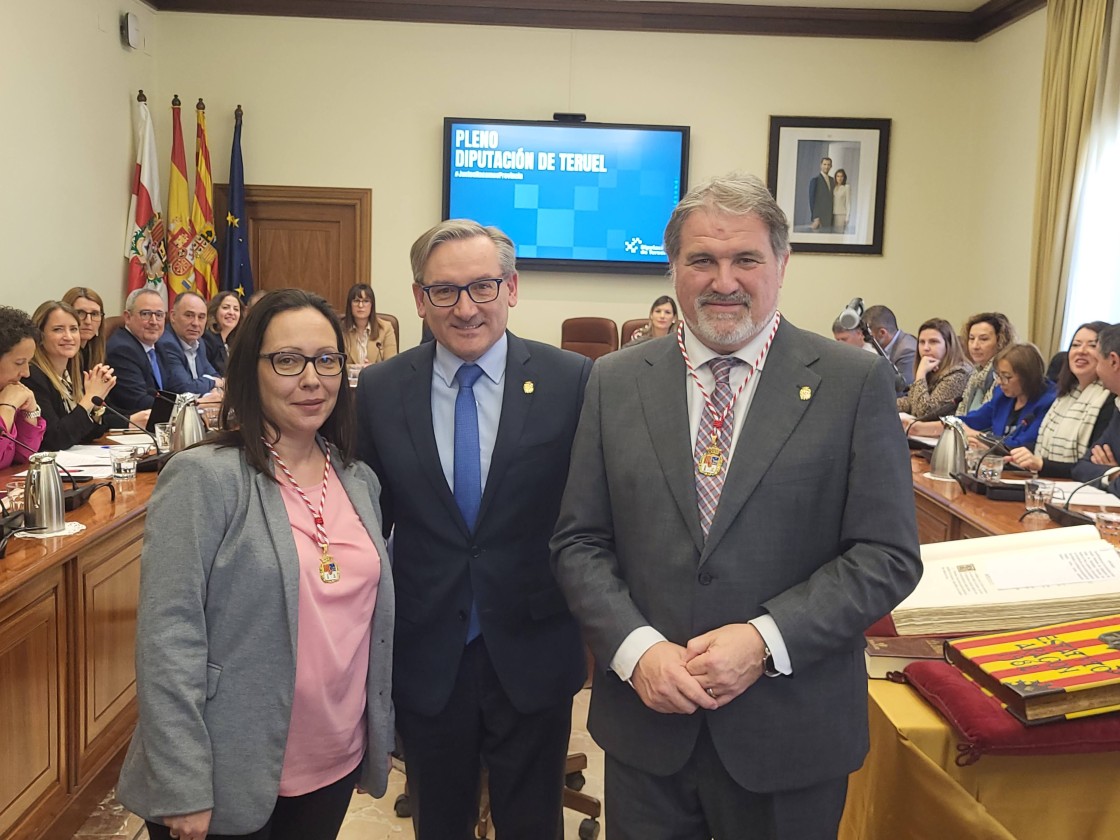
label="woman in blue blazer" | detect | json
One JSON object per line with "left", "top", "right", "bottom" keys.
{"left": 118, "top": 290, "right": 394, "bottom": 840}
{"left": 961, "top": 342, "right": 1057, "bottom": 450}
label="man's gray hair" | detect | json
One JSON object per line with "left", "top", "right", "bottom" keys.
{"left": 410, "top": 219, "right": 517, "bottom": 285}
{"left": 1098, "top": 324, "right": 1120, "bottom": 359}
{"left": 663, "top": 173, "right": 790, "bottom": 266}
{"left": 125, "top": 287, "right": 163, "bottom": 312}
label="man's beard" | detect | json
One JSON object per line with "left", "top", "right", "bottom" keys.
{"left": 686, "top": 292, "right": 772, "bottom": 349}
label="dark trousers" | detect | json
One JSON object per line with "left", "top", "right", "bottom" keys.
{"left": 144, "top": 765, "right": 358, "bottom": 840}
{"left": 605, "top": 720, "right": 848, "bottom": 840}
{"left": 396, "top": 637, "right": 572, "bottom": 840}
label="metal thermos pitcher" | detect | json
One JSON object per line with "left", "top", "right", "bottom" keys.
{"left": 170, "top": 397, "right": 207, "bottom": 451}
{"left": 930, "top": 416, "right": 968, "bottom": 479}
{"left": 25, "top": 452, "right": 65, "bottom": 532}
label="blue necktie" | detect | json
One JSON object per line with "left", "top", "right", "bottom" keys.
{"left": 454, "top": 364, "right": 484, "bottom": 642}
{"left": 147, "top": 348, "right": 163, "bottom": 389}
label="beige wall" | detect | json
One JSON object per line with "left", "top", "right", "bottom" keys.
{"left": 2, "top": 3, "right": 1045, "bottom": 348}
{"left": 0, "top": 0, "right": 157, "bottom": 316}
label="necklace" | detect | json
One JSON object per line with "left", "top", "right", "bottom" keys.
{"left": 264, "top": 439, "right": 339, "bottom": 583}
{"left": 676, "top": 314, "right": 781, "bottom": 476}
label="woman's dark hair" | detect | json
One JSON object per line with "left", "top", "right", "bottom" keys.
{"left": 914, "top": 318, "right": 969, "bottom": 384}
{"left": 0, "top": 305, "right": 40, "bottom": 357}
{"left": 1056, "top": 321, "right": 1111, "bottom": 396}
{"left": 834, "top": 168, "right": 847, "bottom": 185}
{"left": 206, "top": 290, "right": 242, "bottom": 337}
{"left": 649, "top": 295, "right": 678, "bottom": 317}
{"left": 961, "top": 312, "right": 1016, "bottom": 361}
{"left": 342, "top": 283, "right": 384, "bottom": 340}
{"left": 994, "top": 343, "right": 1048, "bottom": 402}
{"left": 213, "top": 289, "right": 355, "bottom": 478}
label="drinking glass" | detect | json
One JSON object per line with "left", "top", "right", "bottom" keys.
{"left": 978, "top": 455, "right": 1004, "bottom": 482}
{"left": 154, "top": 422, "right": 172, "bottom": 453}
{"left": 1024, "top": 479, "right": 1055, "bottom": 514}
{"left": 110, "top": 446, "right": 138, "bottom": 481}
{"left": 1097, "top": 512, "right": 1120, "bottom": 550}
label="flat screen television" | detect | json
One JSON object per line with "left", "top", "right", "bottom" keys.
{"left": 443, "top": 118, "right": 690, "bottom": 274}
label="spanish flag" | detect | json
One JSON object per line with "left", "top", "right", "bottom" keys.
{"left": 165, "top": 95, "right": 194, "bottom": 302}
{"left": 190, "top": 99, "right": 219, "bottom": 299}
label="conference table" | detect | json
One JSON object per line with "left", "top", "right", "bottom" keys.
{"left": 839, "top": 454, "right": 1120, "bottom": 840}
{"left": 0, "top": 466, "right": 155, "bottom": 840}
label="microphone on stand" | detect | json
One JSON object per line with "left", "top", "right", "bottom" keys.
{"left": 93, "top": 397, "right": 170, "bottom": 472}
{"left": 92, "top": 397, "right": 160, "bottom": 450}
{"left": 837, "top": 297, "right": 864, "bottom": 331}
{"left": 972, "top": 413, "right": 1036, "bottom": 479}
{"left": 0, "top": 430, "right": 112, "bottom": 512}
{"left": 1063, "top": 466, "right": 1120, "bottom": 511}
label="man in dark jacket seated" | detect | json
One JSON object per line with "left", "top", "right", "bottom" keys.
{"left": 157, "top": 291, "right": 224, "bottom": 398}
{"left": 105, "top": 288, "right": 169, "bottom": 415}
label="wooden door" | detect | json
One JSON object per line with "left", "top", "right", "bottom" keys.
{"left": 213, "top": 185, "right": 371, "bottom": 311}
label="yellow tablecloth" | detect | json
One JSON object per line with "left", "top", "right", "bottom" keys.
{"left": 841, "top": 680, "right": 1120, "bottom": 840}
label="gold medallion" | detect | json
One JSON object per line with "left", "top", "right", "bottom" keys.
{"left": 698, "top": 443, "right": 724, "bottom": 476}
{"left": 319, "top": 551, "right": 341, "bottom": 584}
{"left": 799, "top": 386, "right": 812, "bottom": 401}
{"left": 523, "top": 380, "right": 535, "bottom": 394}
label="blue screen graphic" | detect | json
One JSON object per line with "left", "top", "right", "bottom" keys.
{"left": 444, "top": 120, "right": 688, "bottom": 270}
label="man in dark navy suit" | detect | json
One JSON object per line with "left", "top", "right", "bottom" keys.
{"left": 106, "top": 288, "right": 169, "bottom": 414}
{"left": 356, "top": 220, "right": 591, "bottom": 840}
{"left": 157, "top": 291, "right": 224, "bottom": 398}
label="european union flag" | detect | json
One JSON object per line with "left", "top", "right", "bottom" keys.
{"left": 221, "top": 105, "right": 254, "bottom": 300}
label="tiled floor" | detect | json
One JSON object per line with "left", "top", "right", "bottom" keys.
{"left": 73, "top": 689, "right": 604, "bottom": 840}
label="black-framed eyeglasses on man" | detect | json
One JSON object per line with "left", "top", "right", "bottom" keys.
{"left": 419, "top": 278, "right": 504, "bottom": 308}
{"left": 259, "top": 352, "right": 347, "bottom": 377}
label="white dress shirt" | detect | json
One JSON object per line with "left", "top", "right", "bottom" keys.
{"left": 610, "top": 313, "right": 792, "bottom": 682}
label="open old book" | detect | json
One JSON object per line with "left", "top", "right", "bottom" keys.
{"left": 892, "top": 526, "right": 1120, "bottom": 635}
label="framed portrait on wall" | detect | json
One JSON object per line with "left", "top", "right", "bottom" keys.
{"left": 766, "top": 116, "right": 891, "bottom": 255}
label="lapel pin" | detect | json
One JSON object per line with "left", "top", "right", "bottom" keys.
{"left": 523, "top": 380, "right": 535, "bottom": 394}
{"left": 799, "top": 386, "right": 812, "bottom": 401}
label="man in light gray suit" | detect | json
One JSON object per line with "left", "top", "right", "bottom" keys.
{"left": 551, "top": 173, "right": 922, "bottom": 840}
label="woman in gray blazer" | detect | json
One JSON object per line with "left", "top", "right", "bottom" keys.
{"left": 118, "top": 290, "right": 394, "bottom": 840}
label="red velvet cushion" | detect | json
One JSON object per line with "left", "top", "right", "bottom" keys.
{"left": 904, "top": 661, "right": 1120, "bottom": 764}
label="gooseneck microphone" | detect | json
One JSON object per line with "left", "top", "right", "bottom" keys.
{"left": 1063, "top": 466, "right": 1120, "bottom": 511}
{"left": 972, "top": 413, "right": 1036, "bottom": 479}
{"left": 92, "top": 397, "right": 161, "bottom": 452}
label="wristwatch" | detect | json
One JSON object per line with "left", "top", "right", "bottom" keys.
{"left": 762, "top": 644, "right": 779, "bottom": 677}
{"left": 21, "top": 406, "right": 41, "bottom": 423}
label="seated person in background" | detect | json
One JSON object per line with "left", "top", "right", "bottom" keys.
{"left": 864, "top": 303, "right": 917, "bottom": 395}
{"left": 897, "top": 318, "right": 971, "bottom": 421}
{"left": 908, "top": 343, "right": 1057, "bottom": 450}
{"left": 105, "top": 288, "right": 168, "bottom": 415}
{"left": 956, "top": 311, "right": 1016, "bottom": 415}
{"left": 831, "top": 318, "right": 875, "bottom": 352}
{"left": 202, "top": 290, "right": 241, "bottom": 376}
{"left": 1009, "top": 322, "right": 1114, "bottom": 478}
{"left": 62, "top": 286, "right": 108, "bottom": 373}
{"left": 25, "top": 301, "right": 148, "bottom": 450}
{"left": 625, "top": 295, "right": 677, "bottom": 346}
{"left": 0, "top": 306, "right": 45, "bottom": 467}
{"left": 343, "top": 283, "right": 397, "bottom": 366}
{"left": 157, "top": 291, "right": 224, "bottom": 400}
{"left": 1072, "top": 323, "right": 1120, "bottom": 493}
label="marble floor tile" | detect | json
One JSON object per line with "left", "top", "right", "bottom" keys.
{"left": 71, "top": 787, "right": 146, "bottom": 839}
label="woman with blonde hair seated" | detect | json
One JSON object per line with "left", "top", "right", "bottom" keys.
{"left": 956, "top": 311, "right": 1016, "bottom": 415}
{"left": 625, "top": 295, "right": 677, "bottom": 346}
{"left": 25, "top": 301, "right": 147, "bottom": 450}
{"left": 897, "top": 318, "right": 971, "bottom": 422}
{"left": 1008, "top": 322, "right": 1114, "bottom": 478}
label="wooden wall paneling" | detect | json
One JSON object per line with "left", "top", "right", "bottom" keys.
{"left": 72, "top": 518, "right": 145, "bottom": 789}
{"left": 214, "top": 185, "right": 371, "bottom": 310}
{"left": 0, "top": 569, "right": 68, "bottom": 840}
